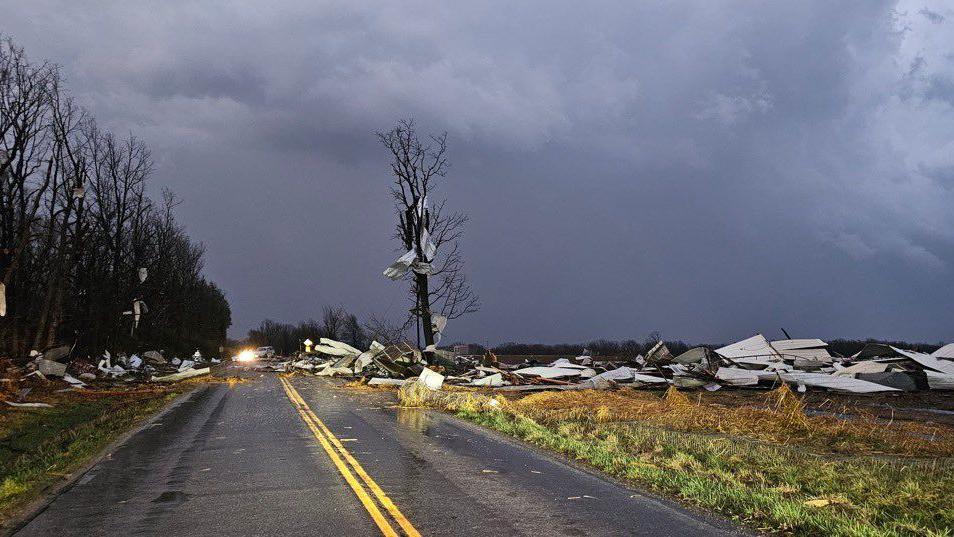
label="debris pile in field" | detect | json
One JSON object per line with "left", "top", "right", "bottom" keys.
{"left": 1, "top": 345, "right": 221, "bottom": 407}
{"left": 284, "top": 334, "right": 954, "bottom": 396}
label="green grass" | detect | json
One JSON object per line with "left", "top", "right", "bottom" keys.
{"left": 394, "top": 383, "right": 953, "bottom": 536}
{"left": 457, "top": 410, "right": 954, "bottom": 536}
{"left": 453, "top": 409, "right": 953, "bottom": 536}
{"left": 0, "top": 389, "right": 181, "bottom": 525}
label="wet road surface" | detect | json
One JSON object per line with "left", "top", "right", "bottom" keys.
{"left": 14, "top": 372, "right": 746, "bottom": 536}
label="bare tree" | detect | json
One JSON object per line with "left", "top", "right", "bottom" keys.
{"left": 320, "top": 305, "right": 349, "bottom": 341}
{"left": 421, "top": 200, "right": 479, "bottom": 321}
{"left": 341, "top": 312, "right": 368, "bottom": 349}
{"left": 377, "top": 119, "right": 478, "bottom": 358}
{"left": 362, "top": 313, "right": 407, "bottom": 345}
{"left": 0, "top": 38, "right": 57, "bottom": 319}
{"left": 0, "top": 36, "right": 231, "bottom": 359}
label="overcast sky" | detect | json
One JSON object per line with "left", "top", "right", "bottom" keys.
{"left": 4, "top": 1, "right": 952, "bottom": 345}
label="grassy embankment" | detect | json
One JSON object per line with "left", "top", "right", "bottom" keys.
{"left": 0, "top": 387, "right": 183, "bottom": 526}
{"left": 397, "top": 383, "right": 954, "bottom": 536}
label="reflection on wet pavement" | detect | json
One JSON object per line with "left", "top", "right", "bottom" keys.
{"left": 396, "top": 407, "right": 431, "bottom": 434}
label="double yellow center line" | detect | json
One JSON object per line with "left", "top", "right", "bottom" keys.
{"left": 279, "top": 376, "right": 421, "bottom": 537}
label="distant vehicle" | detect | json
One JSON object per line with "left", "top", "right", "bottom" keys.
{"left": 254, "top": 346, "right": 276, "bottom": 359}
{"left": 232, "top": 345, "right": 277, "bottom": 362}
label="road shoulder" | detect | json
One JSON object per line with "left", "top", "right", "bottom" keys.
{"left": 1, "top": 386, "right": 201, "bottom": 536}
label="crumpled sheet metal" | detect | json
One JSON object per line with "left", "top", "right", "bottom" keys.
{"left": 758, "top": 371, "right": 899, "bottom": 393}
{"left": 932, "top": 343, "right": 954, "bottom": 360}
{"left": 314, "top": 338, "right": 362, "bottom": 357}
{"left": 512, "top": 366, "right": 596, "bottom": 380}
{"left": 384, "top": 249, "right": 416, "bottom": 280}
{"left": 290, "top": 333, "right": 954, "bottom": 395}
{"left": 890, "top": 346, "right": 954, "bottom": 375}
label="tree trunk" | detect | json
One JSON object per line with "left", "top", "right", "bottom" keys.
{"left": 415, "top": 272, "right": 435, "bottom": 362}
{"left": 32, "top": 280, "right": 56, "bottom": 350}
{"left": 46, "top": 281, "right": 65, "bottom": 348}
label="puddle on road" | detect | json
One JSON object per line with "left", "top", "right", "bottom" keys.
{"left": 396, "top": 407, "right": 431, "bottom": 434}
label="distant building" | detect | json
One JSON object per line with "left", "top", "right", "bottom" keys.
{"left": 453, "top": 344, "right": 471, "bottom": 356}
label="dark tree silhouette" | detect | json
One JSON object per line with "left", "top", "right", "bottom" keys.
{"left": 377, "top": 119, "right": 478, "bottom": 359}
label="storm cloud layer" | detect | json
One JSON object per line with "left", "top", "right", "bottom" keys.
{"left": 4, "top": 1, "right": 952, "bottom": 344}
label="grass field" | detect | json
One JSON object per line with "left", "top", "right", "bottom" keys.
{"left": 397, "top": 383, "right": 954, "bottom": 536}
{"left": 0, "top": 387, "right": 183, "bottom": 527}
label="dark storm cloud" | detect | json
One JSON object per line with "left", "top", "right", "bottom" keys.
{"left": 3, "top": 0, "right": 952, "bottom": 344}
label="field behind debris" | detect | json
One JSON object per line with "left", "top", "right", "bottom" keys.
{"left": 0, "top": 386, "right": 184, "bottom": 528}
{"left": 396, "top": 383, "right": 954, "bottom": 536}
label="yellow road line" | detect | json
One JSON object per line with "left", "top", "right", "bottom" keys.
{"left": 280, "top": 377, "right": 421, "bottom": 537}
{"left": 284, "top": 380, "right": 422, "bottom": 537}
{"left": 278, "top": 377, "right": 399, "bottom": 537}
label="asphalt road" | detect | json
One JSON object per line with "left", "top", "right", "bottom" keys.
{"left": 14, "top": 371, "right": 746, "bottom": 536}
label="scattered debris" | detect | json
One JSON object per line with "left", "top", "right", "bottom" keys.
{"left": 152, "top": 367, "right": 211, "bottom": 383}
{"left": 5, "top": 400, "right": 53, "bottom": 408}
{"left": 63, "top": 374, "right": 87, "bottom": 388}
{"left": 33, "top": 358, "right": 67, "bottom": 377}
{"left": 419, "top": 367, "right": 444, "bottom": 390}
{"left": 368, "top": 378, "right": 410, "bottom": 386}
{"left": 143, "top": 350, "right": 166, "bottom": 364}
{"left": 0, "top": 340, "right": 224, "bottom": 406}
{"left": 41, "top": 345, "right": 72, "bottom": 362}
{"left": 292, "top": 333, "right": 954, "bottom": 397}
{"left": 932, "top": 343, "right": 954, "bottom": 360}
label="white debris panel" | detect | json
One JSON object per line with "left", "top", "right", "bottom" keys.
{"left": 932, "top": 343, "right": 954, "bottom": 360}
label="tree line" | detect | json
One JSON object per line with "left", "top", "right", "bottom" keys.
{"left": 0, "top": 37, "right": 230, "bottom": 360}
{"left": 492, "top": 336, "right": 691, "bottom": 358}
{"left": 246, "top": 306, "right": 406, "bottom": 356}
{"left": 492, "top": 337, "right": 943, "bottom": 358}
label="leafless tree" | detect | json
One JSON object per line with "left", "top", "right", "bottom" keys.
{"left": 29, "top": 76, "right": 88, "bottom": 349}
{"left": 0, "top": 36, "right": 230, "bottom": 359}
{"left": 419, "top": 200, "right": 479, "bottom": 321}
{"left": 1, "top": 38, "right": 57, "bottom": 308}
{"left": 377, "top": 119, "right": 478, "bottom": 358}
{"left": 341, "top": 312, "right": 368, "bottom": 349}
{"left": 362, "top": 313, "right": 407, "bottom": 345}
{"left": 320, "top": 305, "right": 350, "bottom": 341}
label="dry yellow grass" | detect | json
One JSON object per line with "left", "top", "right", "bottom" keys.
{"left": 501, "top": 385, "right": 952, "bottom": 457}
{"left": 398, "top": 381, "right": 503, "bottom": 412}
{"left": 340, "top": 379, "right": 402, "bottom": 392}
